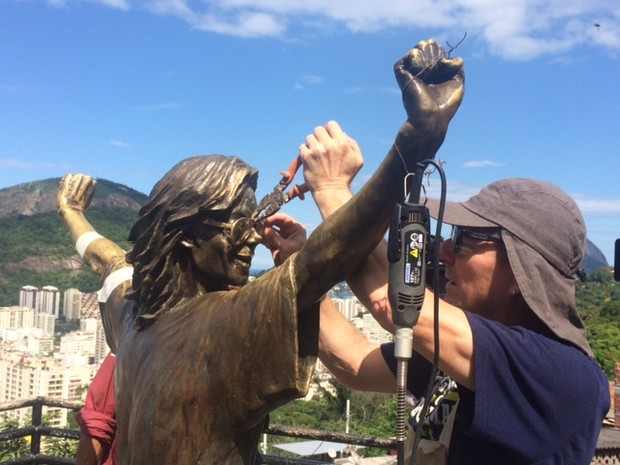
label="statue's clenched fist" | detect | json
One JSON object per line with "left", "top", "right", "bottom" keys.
{"left": 393, "top": 39, "right": 465, "bottom": 141}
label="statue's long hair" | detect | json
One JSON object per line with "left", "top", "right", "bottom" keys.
{"left": 126, "top": 155, "right": 258, "bottom": 330}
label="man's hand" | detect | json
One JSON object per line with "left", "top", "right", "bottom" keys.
{"left": 260, "top": 213, "right": 307, "bottom": 266}
{"left": 300, "top": 121, "right": 363, "bottom": 194}
{"left": 58, "top": 174, "right": 97, "bottom": 216}
{"left": 393, "top": 39, "right": 465, "bottom": 158}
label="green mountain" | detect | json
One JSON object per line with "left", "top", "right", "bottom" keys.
{"left": 0, "top": 178, "right": 147, "bottom": 306}
{"left": 0, "top": 177, "right": 611, "bottom": 307}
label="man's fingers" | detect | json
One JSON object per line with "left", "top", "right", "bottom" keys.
{"left": 324, "top": 120, "right": 344, "bottom": 138}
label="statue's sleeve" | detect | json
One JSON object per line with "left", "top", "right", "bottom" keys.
{"left": 96, "top": 259, "right": 133, "bottom": 354}
{"left": 230, "top": 254, "right": 320, "bottom": 414}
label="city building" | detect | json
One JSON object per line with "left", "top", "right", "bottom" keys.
{"left": 36, "top": 286, "right": 60, "bottom": 318}
{"left": 80, "top": 292, "right": 99, "bottom": 319}
{"left": 0, "top": 306, "right": 35, "bottom": 330}
{"left": 19, "top": 286, "right": 38, "bottom": 309}
{"left": 0, "top": 351, "right": 95, "bottom": 427}
{"left": 63, "top": 288, "right": 83, "bottom": 320}
{"left": 36, "top": 313, "right": 55, "bottom": 337}
{"left": 59, "top": 331, "right": 97, "bottom": 363}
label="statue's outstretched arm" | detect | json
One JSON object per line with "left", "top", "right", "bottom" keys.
{"left": 299, "top": 121, "right": 394, "bottom": 332}
{"left": 294, "top": 39, "right": 465, "bottom": 311}
{"left": 58, "top": 174, "right": 128, "bottom": 276}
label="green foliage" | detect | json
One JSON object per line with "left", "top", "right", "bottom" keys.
{"left": 0, "top": 412, "right": 79, "bottom": 461}
{"left": 269, "top": 381, "right": 396, "bottom": 458}
{"left": 44, "top": 436, "right": 78, "bottom": 459}
{"left": 588, "top": 322, "right": 620, "bottom": 378}
{"left": 0, "top": 415, "right": 29, "bottom": 461}
{"left": 576, "top": 267, "right": 620, "bottom": 380}
{"left": 0, "top": 207, "right": 137, "bottom": 306}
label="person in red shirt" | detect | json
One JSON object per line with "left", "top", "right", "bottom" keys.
{"left": 75, "top": 352, "right": 117, "bottom": 465}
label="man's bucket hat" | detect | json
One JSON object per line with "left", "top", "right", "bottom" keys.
{"left": 426, "top": 178, "right": 592, "bottom": 356}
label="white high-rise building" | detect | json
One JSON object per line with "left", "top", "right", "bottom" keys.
{"left": 36, "top": 286, "right": 60, "bottom": 318}
{"left": 36, "top": 313, "right": 55, "bottom": 337}
{"left": 19, "top": 285, "right": 38, "bottom": 309}
{"left": 331, "top": 296, "right": 366, "bottom": 321}
{"left": 63, "top": 288, "right": 83, "bottom": 320}
{"left": 59, "top": 331, "right": 97, "bottom": 362}
{"left": 0, "top": 352, "right": 95, "bottom": 427}
{"left": 0, "top": 306, "right": 35, "bottom": 330}
{"left": 80, "top": 318, "right": 99, "bottom": 332}
{"left": 26, "top": 335, "right": 54, "bottom": 355}
{"left": 353, "top": 312, "right": 393, "bottom": 344}
{"left": 95, "top": 320, "right": 110, "bottom": 363}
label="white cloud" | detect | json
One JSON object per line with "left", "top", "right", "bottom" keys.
{"left": 38, "top": 0, "right": 620, "bottom": 59}
{"left": 192, "top": 11, "right": 285, "bottom": 37}
{"left": 294, "top": 74, "right": 325, "bottom": 90}
{"left": 461, "top": 160, "right": 504, "bottom": 168}
{"left": 572, "top": 194, "right": 620, "bottom": 215}
{"left": 147, "top": 0, "right": 194, "bottom": 18}
{"left": 97, "top": 0, "right": 131, "bottom": 10}
{"left": 0, "top": 158, "right": 69, "bottom": 170}
{"left": 108, "top": 139, "right": 131, "bottom": 148}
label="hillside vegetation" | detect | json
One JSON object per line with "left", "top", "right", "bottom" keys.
{"left": 0, "top": 178, "right": 617, "bottom": 379}
{"left": 0, "top": 178, "right": 145, "bottom": 305}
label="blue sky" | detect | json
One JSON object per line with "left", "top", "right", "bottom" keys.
{"left": 1, "top": 0, "right": 619, "bottom": 269}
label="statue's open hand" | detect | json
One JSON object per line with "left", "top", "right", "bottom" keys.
{"left": 58, "top": 174, "right": 97, "bottom": 215}
{"left": 394, "top": 39, "right": 464, "bottom": 134}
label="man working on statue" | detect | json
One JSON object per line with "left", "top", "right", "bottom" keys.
{"left": 58, "top": 39, "right": 464, "bottom": 465}
{"left": 279, "top": 110, "right": 610, "bottom": 462}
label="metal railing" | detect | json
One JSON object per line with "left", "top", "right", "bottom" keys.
{"left": 0, "top": 397, "right": 396, "bottom": 465}
{"left": 0, "top": 398, "right": 82, "bottom": 465}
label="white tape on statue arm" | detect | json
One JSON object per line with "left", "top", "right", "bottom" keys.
{"left": 75, "top": 231, "right": 104, "bottom": 258}
{"left": 98, "top": 267, "right": 134, "bottom": 303}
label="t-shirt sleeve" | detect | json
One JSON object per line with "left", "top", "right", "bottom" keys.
{"left": 460, "top": 311, "right": 609, "bottom": 461}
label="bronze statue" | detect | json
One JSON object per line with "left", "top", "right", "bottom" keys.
{"left": 58, "top": 39, "right": 464, "bottom": 465}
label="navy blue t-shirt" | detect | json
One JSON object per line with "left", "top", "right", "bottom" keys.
{"left": 381, "top": 311, "right": 610, "bottom": 465}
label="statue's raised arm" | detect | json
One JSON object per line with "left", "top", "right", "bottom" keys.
{"left": 294, "top": 39, "right": 465, "bottom": 310}
{"left": 58, "top": 174, "right": 128, "bottom": 276}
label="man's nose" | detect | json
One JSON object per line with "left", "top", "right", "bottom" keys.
{"left": 438, "top": 238, "right": 455, "bottom": 264}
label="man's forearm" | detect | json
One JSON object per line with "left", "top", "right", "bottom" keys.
{"left": 319, "top": 297, "right": 395, "bottom": 393}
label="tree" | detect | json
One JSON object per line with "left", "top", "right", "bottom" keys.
{"left": 0, "top": 415, "right": 29, "bottom": 461}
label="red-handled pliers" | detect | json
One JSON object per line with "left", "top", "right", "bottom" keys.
{"left": 253, "top": 156, "right": 309, "bottom": 219}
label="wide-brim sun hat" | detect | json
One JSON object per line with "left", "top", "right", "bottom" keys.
{"left": 425, "top": 178, "right": 592, "bottom": 357}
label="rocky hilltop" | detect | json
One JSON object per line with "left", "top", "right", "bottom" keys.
{"left": 0, "top": 178, "right": 147, "bottom": 306}
{"left": 0, "top": 178, "right": 145, "bottom": 218}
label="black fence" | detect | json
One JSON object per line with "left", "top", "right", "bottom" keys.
{"left": 0, "top": 397, "right": 396, "bottom": 465}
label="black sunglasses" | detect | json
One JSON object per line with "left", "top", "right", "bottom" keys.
{"left": 450, "top": 226, "right": 502, "bottom": 253}
{"left": 202, "top": 217, "right": 260, "bottom": 246}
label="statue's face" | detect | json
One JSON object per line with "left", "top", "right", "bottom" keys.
{"left": 190, "top": 186, "right": 260, "bottom": 291}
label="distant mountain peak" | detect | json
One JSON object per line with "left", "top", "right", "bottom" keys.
{"left": 0, "top": 178, "right": 147, "bottom": 219}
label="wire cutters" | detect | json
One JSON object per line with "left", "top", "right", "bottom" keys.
{"left": 253, "top": 156, "right": 309, "bottom": 219}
